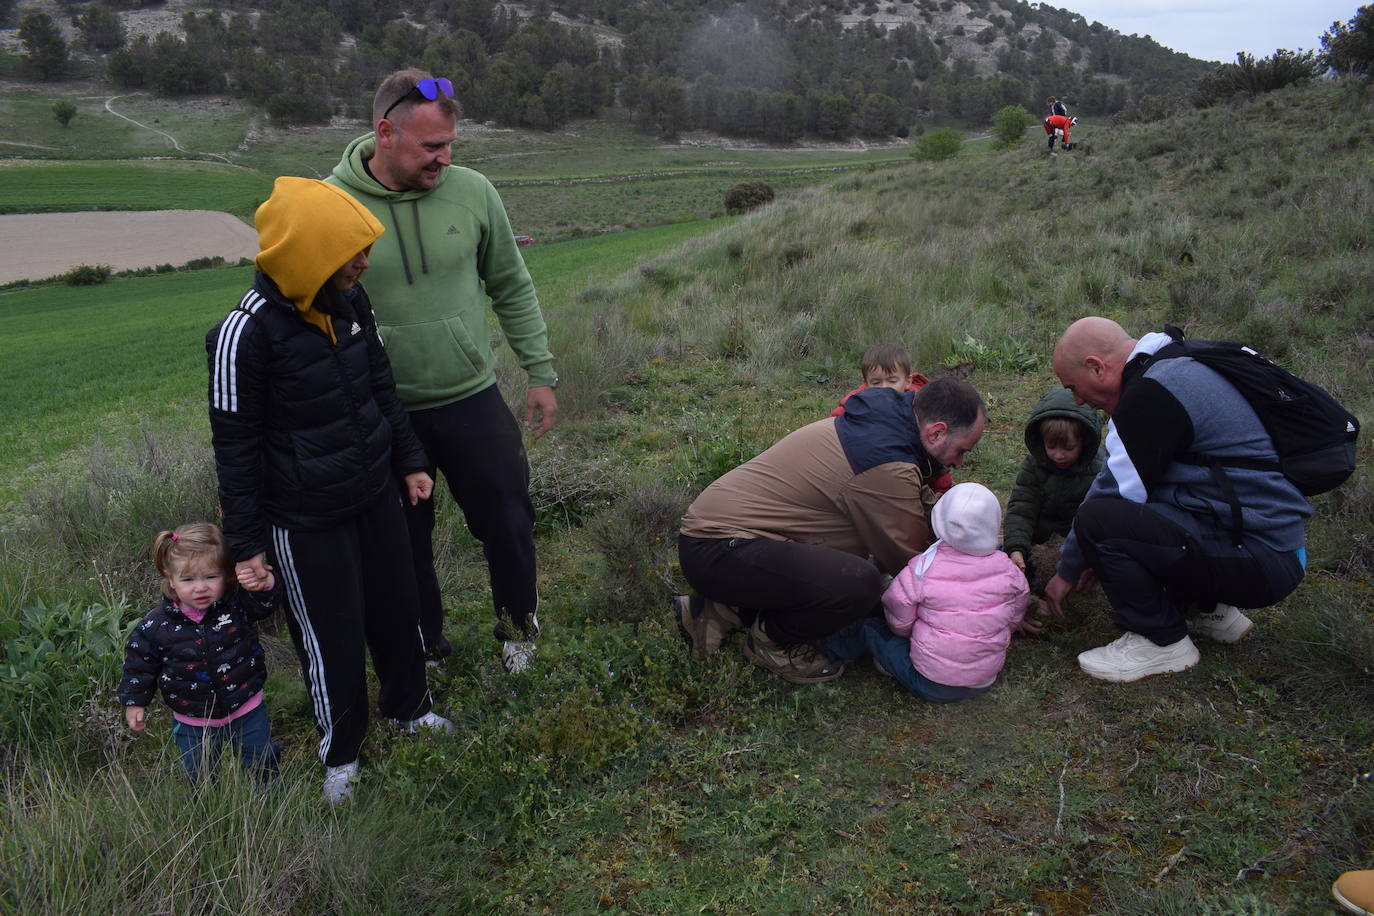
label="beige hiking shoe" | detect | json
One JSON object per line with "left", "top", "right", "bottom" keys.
{"left": 742, "top": 621, "right": 845, "bottom": 685}
{"left": 673, "top": 594, "right": 743, "bottom": 660}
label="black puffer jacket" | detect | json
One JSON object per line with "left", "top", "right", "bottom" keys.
{"left": 119, "top": 587, "right": 276, "bottom": 720}
{"left": 207, "top": 276, "right": 429, "bottom": 562}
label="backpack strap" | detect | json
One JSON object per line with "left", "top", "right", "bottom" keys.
{"left": 1145, "top": 326, "right": 1253, "bottom": 547}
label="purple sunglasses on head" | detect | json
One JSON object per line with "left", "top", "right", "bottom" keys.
{"left": 382, "top": 77, "right": 454, "bottom": 121}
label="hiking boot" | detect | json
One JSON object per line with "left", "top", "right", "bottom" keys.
{"left": 673, "top": 593, "right": 743, "bottom": 660}
{"left": 394, "top": 710, "right": 455, "bottom": 735}
{"left": 322, "top": 760, "right": 359, "bottom": 805}
{"left": 502, "top": 640, "right": 536, "bottom": 674}
{"left": 1077, "top": 632, "right": 1200, "bottom": 683}
{"left": 742, "top": 622, "right": 845, "bottom": 685}
{"left": 1188, "top": 603, "right": 1254, "bottom": 644}
{"left": 1333, "top": 870, "right": 1374, "bottom": 915}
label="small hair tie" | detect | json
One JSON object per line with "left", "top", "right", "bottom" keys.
{"left": 170, "top": 533, "right": 179, "bottom": 541}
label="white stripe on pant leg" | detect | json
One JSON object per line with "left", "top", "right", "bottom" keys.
{"left": 273, "top": 526, "right": 334, "bottom": 764}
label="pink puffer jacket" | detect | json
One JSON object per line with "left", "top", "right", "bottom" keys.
{"left": 882, "top": 541, "right": 1029, "bottom": 687}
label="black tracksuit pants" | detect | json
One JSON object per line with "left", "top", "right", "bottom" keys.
{"left": 1071, "top": 497, "right": 1305, "bottom": 646}
{"left": 403, "top": 384, "right": 539, "bottom": 646}
{"left": 273, "top": 488, "right": 431, "bottom": 767}
{"left": 678, "top": 534, "right": 885, "bottom": 645}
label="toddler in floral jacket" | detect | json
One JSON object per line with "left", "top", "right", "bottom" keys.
{"left": 120, "top": 522, "right": 278, "bottom": 781}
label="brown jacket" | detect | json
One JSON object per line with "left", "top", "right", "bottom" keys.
{"left": 680, "top": 417, "right": 938, "bottom": 576}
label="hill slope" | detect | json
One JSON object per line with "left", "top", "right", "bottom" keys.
{"left": 1, "top": 81, "right": 1371, "bottom": 915}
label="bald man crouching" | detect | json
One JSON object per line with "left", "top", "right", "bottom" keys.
{"left": 1043, "top": 317, "right": 1311, "bottom": 682}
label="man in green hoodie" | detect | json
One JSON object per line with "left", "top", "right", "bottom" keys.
{"left": 327, "top": 69, "right": 556, "bottom": 674}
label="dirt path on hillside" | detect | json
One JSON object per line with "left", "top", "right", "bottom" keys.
{"left": 0, "top": 210, "right": 257, "bottom": 284}
{"left": 103, "top": 94, "right": 234, "bottom": 165}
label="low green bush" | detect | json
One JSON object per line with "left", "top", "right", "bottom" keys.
{"left": 0, "top": 598, "right": 129, "bottom": 747}
{"left": 62, "top": 264, "right": 111, "bottom": 286}
{"left": 723, "top": 181, "right": 775, "bottom": 215}
{"left": 991, "top": 104, "right": 1033, "bottom": 147}
{"left": 913, "top": 127, "right": 962, "bottom": 161}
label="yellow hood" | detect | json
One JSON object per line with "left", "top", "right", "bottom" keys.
{"left": 254, "top": 177, "right": 385, "bottom": 342}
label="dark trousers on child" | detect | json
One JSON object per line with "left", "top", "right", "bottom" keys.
{"left": 403, "top": 384, "right": 540, "bottom": 646}
{"left": 172, "top": 704, "right": 279, "bottom": 782}
{"left": 823, "top": 618, "right": 991, "bottom": 703}
{"left": 273, "top": 488, "right": 432, "bottom": 768}
{"left": 678, "top": 534, "right": 884, "bottom": 645}
{"left": 1071, "top": 497, "right": 1305, "bottom": 646}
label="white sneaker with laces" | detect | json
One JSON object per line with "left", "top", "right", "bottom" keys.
{"left": 503, "top": 640, "right": 536, "bottom": 674}
{"left": 395, "top": 710, "right": 454, "bottom": 735}
{"left": 1188, "top": 603, "right": 1254, "bottom": 643}
{"left": 1077, "top": 632, "right": 1201, "bottom": 683}
{"left": 322, "top": 760, "right": 359, "bottom": 804}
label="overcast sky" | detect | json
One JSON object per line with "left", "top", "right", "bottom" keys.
{"left": 1057, "top": 0, "right": 1357, "bottom": 63}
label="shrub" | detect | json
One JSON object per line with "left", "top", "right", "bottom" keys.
{"left": 51, "top": 99, "right": 77, "bottom": 127}
{"left": 0, "top": 598, "right": 129, "bottom": 747}
{"left": 724, "top": 181, "right": 775, "bottom": 215}
{"left": 587, "top": 476, "right": 693, "bottom": 620}
{"left": 1192, "top": 50, "right": 1320, "bottom": 107}
{"left": 913, "top": 127, "right": 962, "bottom": 161}
{"left": 63, "top": 264, "right": 111, "bottom": 286}
{"left": 990, "top": 104, "right": 1032, "bottom": 147}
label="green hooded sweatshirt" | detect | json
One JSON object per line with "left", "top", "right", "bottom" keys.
{"left": 326, "top": 133, "right": 555, "bottom": 410}
{"left": 1002, "top": 385, "right": 1104, "bottom": 560}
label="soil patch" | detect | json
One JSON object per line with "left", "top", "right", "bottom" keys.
{"left": 0, "top": 210, "right": 257, "bottom": 284}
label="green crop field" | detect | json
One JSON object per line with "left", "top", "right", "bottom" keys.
{"left": 0, "top": 217, "right": 732, "bottom": 505}
{"left": 0, "top": 160, "right": 273, "bottom": 219}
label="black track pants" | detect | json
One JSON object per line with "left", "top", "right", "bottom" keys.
{"left": 404, "top": 384, "right": 539, "bottom": 645}
{"left": 274, "top": 488, "right": 432, "bottom": 767}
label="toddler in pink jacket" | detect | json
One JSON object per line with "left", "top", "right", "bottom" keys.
{"left": 823, "top": 482, "right": 1029, "bottom": 702}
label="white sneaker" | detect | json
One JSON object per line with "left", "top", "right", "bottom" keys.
{"left": 503, "top": 640, "right": 536, "bottom": 674}
{"left": 322, "top": 760, "right": 359, "bottom": 804}
{"left": 394, "top": 710, "right": 454, "bottom": 735}
{"left": 1188, "top": 603, "right": 1254, "bottom": 643}
{"left": 1077, "top": 632, "right": 1201, "bottom": 683}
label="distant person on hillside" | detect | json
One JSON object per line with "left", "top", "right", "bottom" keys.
{"left": 830, "top": 344, "right": 954, "bottom": 494}
{"left": 1044, "top": 114, "right": 1077, "bottom": 152}
{"left": 326, "top": 68, "right": 555, "bottom": 675}
{"left": 823, "top": 483, "right": 1030, "bottom": 702}
{"left": 1043, "top": 317, "right": 1312, "bottom": 683}
{"left": 1047, "top": 96, "right": 1068, "bottom": 118}
{"left": 207, "top": 176, "right": 452, "bottom": 804}
{"left": 675, "top": 376, "right": 987, "bottom": 684}
{"left": 120, "top": 522, "right": 280, "bottom": 783}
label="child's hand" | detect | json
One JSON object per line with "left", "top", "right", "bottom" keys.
{"left": 404, "top": 471, "right": 434, "bottom": 505}
{"left": 125, "top": 706, "right": 146, "bottom": 732}
{"left": 236, "top": 553, "right": 274, "bottom": 591}
{"left": 1009, "top": 551, "right": 1026, "bottom": 572}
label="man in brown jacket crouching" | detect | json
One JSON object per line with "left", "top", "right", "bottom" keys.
{"left": 675, "top": 375, "right": 986, "bottom": 684}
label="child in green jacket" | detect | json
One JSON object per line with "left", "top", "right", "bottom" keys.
{"left": 1003, "top": 386, "right": 1103, "bottom": 593}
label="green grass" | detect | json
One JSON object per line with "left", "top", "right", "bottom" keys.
{"left": 3, "top": 81, "right": 1373, "bottom": 914}
{"left": 0, "top": 160, "right": 272, "bottom": 220}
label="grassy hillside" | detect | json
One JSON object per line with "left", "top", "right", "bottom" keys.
{"left": 2, "top": 82, "right": 1372, "bottom": 914}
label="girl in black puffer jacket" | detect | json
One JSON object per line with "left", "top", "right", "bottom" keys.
{"left": 120, "top": 522, "right": 279, "bottom": 781}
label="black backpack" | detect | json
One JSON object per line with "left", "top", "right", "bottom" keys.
{"left": 1146, "top": 326, "right": 1360, "bottom": 542}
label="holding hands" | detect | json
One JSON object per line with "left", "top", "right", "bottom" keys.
{"left": 236, "top": 553, "right": 276, "bottom": 592}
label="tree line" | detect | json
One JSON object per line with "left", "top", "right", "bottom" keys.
{"left": 19, "top": 0, "right": 1365, "bottom": 140}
